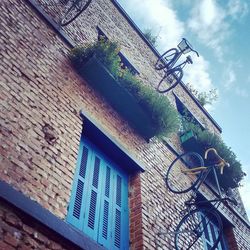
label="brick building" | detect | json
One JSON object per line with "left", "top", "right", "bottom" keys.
{"left": 0, "top": 0, "right": 250, "bottom": 249}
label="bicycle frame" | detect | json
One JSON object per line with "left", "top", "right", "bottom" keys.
{"left": 157, "top": 39, "right": 199, "bottom": 71}
{"left": 184, "top": 164, "right": 223, "bottom": 199}
{"left": 164, "top": 149, "right": 236, "bottom": 250}
{"left": 162, "top": 48, "right": 181, "bottom": 70}
{"left": 162, "top": 57, "right": 191, "bottom": 75}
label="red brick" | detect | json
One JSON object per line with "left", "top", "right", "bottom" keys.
{"left": 22, "top": 225, "right": 33, "bottom": 235}
{"left": 0, "top": 241, "right": 15, "bottom": 250}
{"left": 4, "top": 233, "right": 20, "bottom": 247}
{"left": 5, "top": 213, "right": 21, "bottom": 227}
{"left": 18, "top": 244, "right": 33, "bottom": 250}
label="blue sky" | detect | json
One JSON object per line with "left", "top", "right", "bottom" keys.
{"left": 117, "top": 0, "right": 250, "bottom": 217}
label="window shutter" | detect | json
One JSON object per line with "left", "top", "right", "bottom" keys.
{"left": 83, "top": 153, "right": 103, "bottom": 240}
{"left": 98, "top": 163, "right": 129, "bottom": 250}
{"left": 67, "top": 142, "right": 91, "bottom": 230}
{"left": 98, "top": 165, "right": 113, "bottom": 248}
{"left": 111, "top": 170, "right": 129, "bottom": 250}
{"left": 201, "top": 213, "right": 225, "bottom": 250}
{"left": 67, "top": 138, "right": 129, "bottom": 249}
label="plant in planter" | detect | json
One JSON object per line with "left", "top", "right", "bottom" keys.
{"left": 180, "top": 119, "right": 246, "bottom": 190}
{"left": 70, "top": 39, "right": 180, "bottom": 139}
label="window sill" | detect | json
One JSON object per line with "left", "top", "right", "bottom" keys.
{"left": 0, "top": 180, "right": 106, "bottom": 250}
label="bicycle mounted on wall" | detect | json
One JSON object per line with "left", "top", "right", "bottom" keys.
{"left": 155, "top": 38, "right": 199, "bottom": 93}
{"left": 59, "top": 0, "right": 92, "bottom": 26}
{"left": 164, "top": 148, "right": 237, "bottom": 250}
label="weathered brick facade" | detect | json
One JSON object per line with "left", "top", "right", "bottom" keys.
{"left": 0, "top": 0, "right": 249, "bottom": 249}
{"left": 0, "top": 199, "right": 77, "bottom": 250}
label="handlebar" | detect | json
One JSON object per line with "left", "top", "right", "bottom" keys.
{"left": 192, "top": 50, "right": 199, "bottom": 57}
{"left": 204, "top": 148, "right": 230, "bottom": 175}
{"left": 178, "top": 38, "right": 199, "bottom": 57}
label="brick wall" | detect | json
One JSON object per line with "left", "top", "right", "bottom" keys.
{"left": 0, "top": 199, "right": 77, "bottom": 250}
{"left": 0, "top": 0, "right": 249, "bottom": 249}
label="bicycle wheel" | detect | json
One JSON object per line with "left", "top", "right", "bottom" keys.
{"left": 175, "top": 208, "right": 222, "bottom": 250}
{"left": 156, "top": 68, "right": 183, "bottom": 93}
{"left": 60, "top": 0, "right": 92, "bottom": 26}
{"left": 165, "top": 152, "right": 204, "bottom": 194}
{"left": 155, "top": 48, "right": 179, "bottom": 70}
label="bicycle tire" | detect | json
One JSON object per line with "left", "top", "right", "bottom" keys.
{"left": 175, "top": 208, "right": 222, "bottom": 250}
{"left": 155, "top": 48, "right": 179, "bottom": 70}
{"left": 156, "top": 68, "right": 183, "bottom": 93}
{"left": 60, "top": 0, "right": 92, "bottom": 26}
{"left": 165, "top": 152, "right": 204, "bottom": 194}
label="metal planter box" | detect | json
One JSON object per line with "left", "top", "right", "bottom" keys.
{"left": 180, "top": 130, "right": 200, "bottom": 152}
{"left": 78, "top": 56, "right": 157, "bottom": 139}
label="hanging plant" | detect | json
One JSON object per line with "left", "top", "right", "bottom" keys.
{"left": 69, "top": 39, "right": 180, "bottom": 139}
{"left": 180, "top": 119, "right": 246, "bottom": 190}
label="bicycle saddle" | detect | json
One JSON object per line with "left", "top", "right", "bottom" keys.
{"left": 186, "top": 55, "right": 193, "bottom": 64}
{"left": 204, "top": 148, "right": 230, "bottom": 174}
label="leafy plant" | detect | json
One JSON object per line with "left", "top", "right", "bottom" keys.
{"left": 70, "top": 39, "right": 121, "bottom": 75}
{"left": 186, "top": 83, "right": 218, "bottom": 107}
{"left": 143, "top": 28, "right": 159, "bottom": 47}
{"left": 70, "top": 39, "right": 180, "bottom": 138}
{"left": 181, "top": 118, "right": 246, "bottom": 190}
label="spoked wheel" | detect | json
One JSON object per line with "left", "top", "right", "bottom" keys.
{"left": 156, "top": 67, "right": 183, "bottom": 93}
{"left": 175, "top": 208, "right": 222, "bottom": 250}
{"left": 165, "top": 152, "right": 204, "bottom": 194}
{"left": 155, "top": 48, "right": 179, "bottom": 70}
{"left": 59, "top": 0, "right": 92, "bottom": 26}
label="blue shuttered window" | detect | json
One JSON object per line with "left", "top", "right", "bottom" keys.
{"left": 201, "top": 213, "right": 228, "bottom": 250}
{"left": 67, "top": 138, "right": 129, "bottom": 250}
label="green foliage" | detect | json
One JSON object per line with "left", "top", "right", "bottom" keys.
{"left": 70, "top": 38, "right": 121, "bottom": 75}
{"left": 70, "top": 39, "right": 180, "bottom": 138}
{"left": 143, "top": 28, "right": 159, "bottom": 47}
{"left": 186, "top": 83, "right": 218, "bottom": 106}
{"left": 181, "top": 119, "right": 246, "bottom": 190}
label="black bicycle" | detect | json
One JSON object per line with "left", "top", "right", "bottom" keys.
{"left": 155, "top": 38, "right": 199, "bottom": 93}
{"left": 59, "top": 0, "right": 92, "bottom": 26}
{"left": 165, "top": 148, "right": 237, "bottom": 250}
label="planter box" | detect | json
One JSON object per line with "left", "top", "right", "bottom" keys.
{"left": 180, "top": 130, "right": 201, "bottom": 153}
{"left": 77, "top": 56, "right": 157, "bottom": 139}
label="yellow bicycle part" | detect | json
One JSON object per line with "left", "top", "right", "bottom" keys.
{"left": 204, "top": 148, "right": 230, "bottom": 175}
{"left": 181, "top": 166, "right": 207, "bottom": 175}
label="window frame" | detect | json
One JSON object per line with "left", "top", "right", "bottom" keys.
{"left": 174, "top": 94, "right": 205, "bottom": 131}
{"left": 200, "top": 211, "right": 229, "bottom": 250}
{"left": 96, "top": 26, "right": 139, "bottom": 75}
{"left": 67, "top": 137, "right": 129, "bottom": 249}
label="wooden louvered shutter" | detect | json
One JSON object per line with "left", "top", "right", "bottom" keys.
{"left": 67, "top": 139, "right": 129, "bottom": 249}
{"left": 67, "top": 140, "right": 91, "bottom": 230}
{"left": 83, "top": 152, "right": 103, "bottom": 240}
{"left": 98, "top": 164, "right": 129, "bottom": 250}
{"left": 111, "top": 170, "right": 129, "bottom": 250}
{"left": 98, "top": 164, "right": 113, "bottom": 248}
{"left": 200, "top": 213, "right": 225, "bottom": 250}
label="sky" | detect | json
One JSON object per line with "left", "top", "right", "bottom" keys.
{"left": 117, "top": 0, "right": 250, "bottom": 217}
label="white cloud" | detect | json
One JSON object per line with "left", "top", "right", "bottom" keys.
{"left": 118, "top": 0, "right": 216, "bottom": 94}
{"left": 247, "top": 75, "right": 250, "bottom": 83}
{"left": 226, "top": 71, "right": 236, "bottom": 89}
{"left": 187, "top": 0, "right": 229, "bottom": 60}
{"left": 187, "top": 0, "right": 249, "bottom": 61}
{"left": 228, "top": 0, "right": 249, "bottom": 20}
{"left": 235, "top": 87, "right": 249, "bottom": 98}
{"left": 183, "top": 55, "right": 213, "bottom": 92}
{"left": 117, "top": 0, "right": 184, "bottom": 52}
{"left": 221, "top": 63, "right": 249, "bottom": 98}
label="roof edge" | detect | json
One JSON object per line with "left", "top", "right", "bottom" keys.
{"left": 178, "top": 82, "right": 222, "bottom": 132}
{"left": 112, "top": 0, "right": 222, "bottom": 133}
